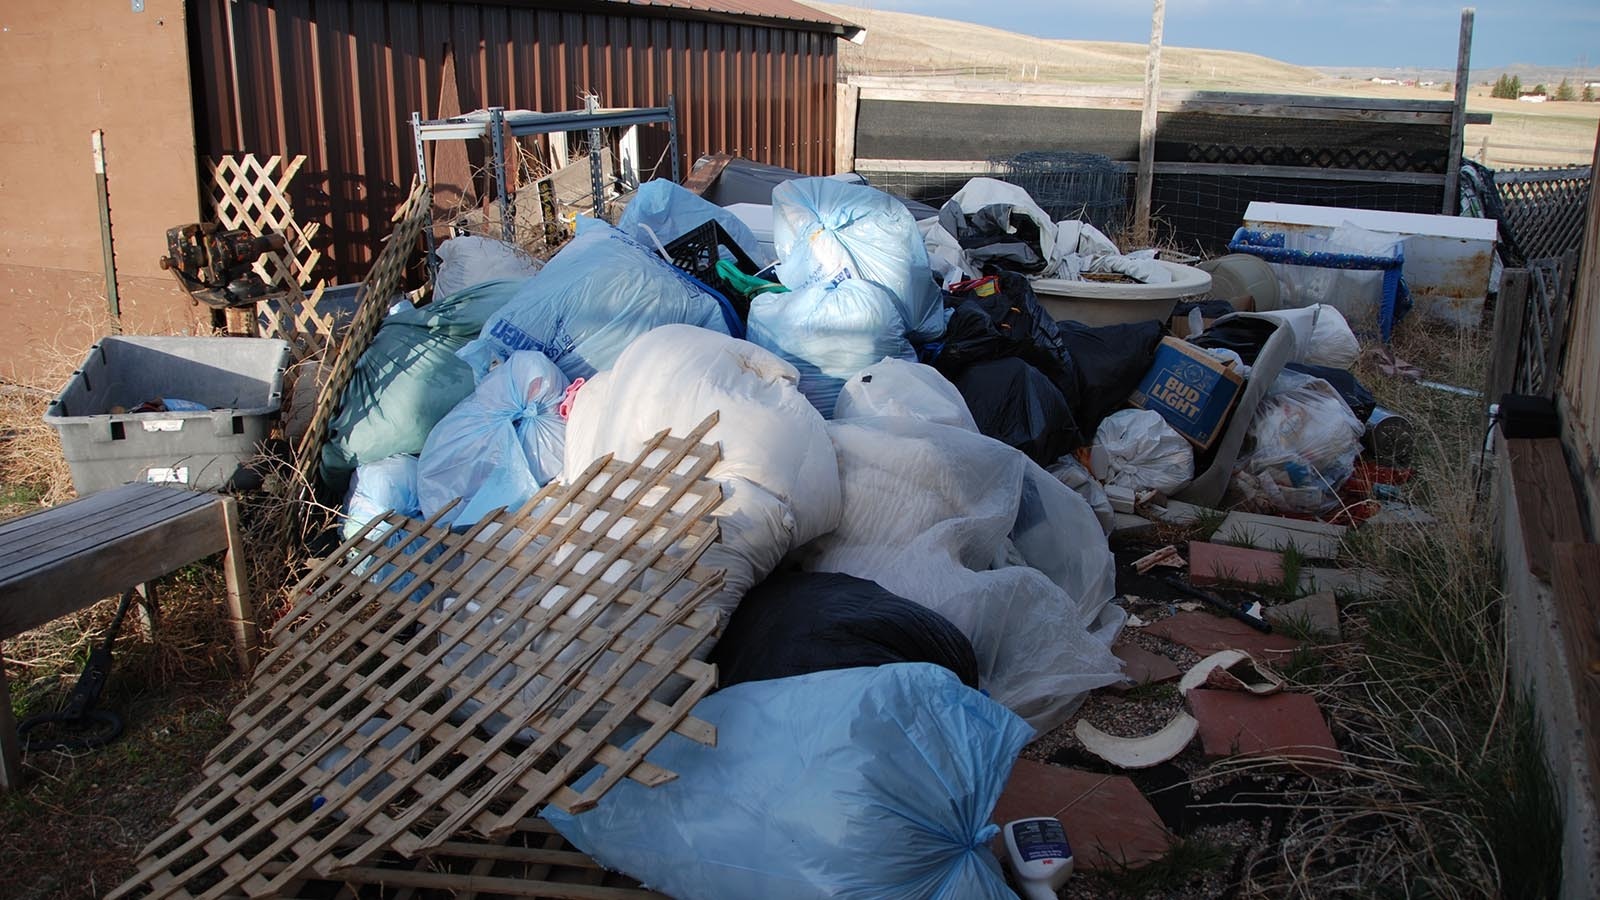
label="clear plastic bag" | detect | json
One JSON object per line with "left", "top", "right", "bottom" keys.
{"left": 833, "top": 357, "right": 979, "bottom": 431}
{"left": 341, "top": 454, "right": 421, "bottom": 541}
{"left": 800, "top": 416, "right": 1121, "bottom": 732}
{"left": 563, "top": 325, "right": 841, "bottom": 612}
{"left": 432, "top": 235, "right": 542, "bottom": 300}
{"left": 1232, "top": 370, "right": 1365, "bottom": 514}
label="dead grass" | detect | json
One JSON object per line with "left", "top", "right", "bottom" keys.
{"left": 1228, "top": 322, "right": 1562, "bottom": 898}
{"left": 0, "top": 321, "right": 325, "bottom": 898}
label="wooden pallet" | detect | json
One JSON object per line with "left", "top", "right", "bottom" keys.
{"left": 113, "top": 418, "right": 726, "bottom": 899}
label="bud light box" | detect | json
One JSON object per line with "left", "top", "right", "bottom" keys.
{"left": 1128, "top": 337, "right": 1244, "bottom": 450}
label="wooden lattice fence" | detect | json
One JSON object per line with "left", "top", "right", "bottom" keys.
{"left": 206, "top": 154, "right": 336, "bottom": 341}
{"left": 1496, "top": 165, "right": 1592, "bottom": 262}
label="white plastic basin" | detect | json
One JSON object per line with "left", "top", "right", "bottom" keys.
{"left": 1032, "top": 261, "right": 1213, "bottom": 327}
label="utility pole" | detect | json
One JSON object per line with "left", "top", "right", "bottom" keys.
{"left": 1135, "top": 0, "right": 1167, "bottom": 243}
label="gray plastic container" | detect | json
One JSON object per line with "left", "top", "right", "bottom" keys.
{"left": 44, "top": 335, "right": 291, "bottom": 495}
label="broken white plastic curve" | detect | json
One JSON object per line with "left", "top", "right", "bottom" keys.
{"left": 1073, "top": 713, "right": 1199, "bottom": 769}
{"left": 1178, "top": 649, "right": 1285, "bottom": 697}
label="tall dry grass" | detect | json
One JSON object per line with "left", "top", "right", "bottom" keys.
{"left": 1230, "top": 322, "right": 1562, "bottom": 898}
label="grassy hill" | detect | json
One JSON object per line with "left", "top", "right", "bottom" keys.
{"left": 812, "top": 1, "right": 1329, "bottom": 92}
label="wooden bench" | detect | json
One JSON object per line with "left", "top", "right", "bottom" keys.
{"left": 0, "top": 482, "right": 258, "bottom": 790}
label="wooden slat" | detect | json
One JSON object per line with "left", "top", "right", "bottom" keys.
{"left": 1488, "top": 268, "right": 1532, "bottom": 401}
{"left": 0, "top": 490, "right": 212, "bottom": 574}
{"left": 680, "top": 152, "right": 733, "bottom": 195}
{"left": 0, "top": 503, "right": 228, "bottom": 641}
{"left": 1508, "top": 438, "right": 1588, "bottom": 581}
{"left": 0, "top": 482, "right": 210, "bottom": 542}
{"left": 1548, "top": 542, "right": 1600, "bottom": 814}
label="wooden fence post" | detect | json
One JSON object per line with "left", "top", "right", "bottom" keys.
{"left": 1443, "top": 7, "right": 1475, "bottom": 214}
{"left": 1135, "top": 0, "right": 1167, "bottom": 243}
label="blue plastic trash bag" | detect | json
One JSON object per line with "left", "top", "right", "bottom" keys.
{"left": 341, "top": 454, "right": 421, "bottom": 541}
{"left": 771, "top": 178, "right": 945, "bottom": 341}
{"left": 417, "top": 351, "right": 569, "bottom": 527}
{"left": 747, "top": 279, "right": 916, "bottom": 418}
{"left": 456, "top": 223, "right": 739, "bottom": 381}
{"left": 544, "top": 663, "right": 1031, "bottom": 900}
{"left": 617, "top": 179, "right": 774, "bottom": 268}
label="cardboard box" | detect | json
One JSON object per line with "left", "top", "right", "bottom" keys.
{"left": 1128, "top": 337, "right": 1244, "bottom": 450}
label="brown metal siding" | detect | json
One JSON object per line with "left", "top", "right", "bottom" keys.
{"left": 190, "top": 0, "right": 838, "bottom": 281}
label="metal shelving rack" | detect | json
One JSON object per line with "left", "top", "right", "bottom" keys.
{"left": 411, "top": 99, "right": 680, "bottom": 272}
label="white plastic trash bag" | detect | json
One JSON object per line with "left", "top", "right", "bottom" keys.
{"left": 1250, "top": 304, "right": 1360, "bottom": 369}
{"left": 1091, "top": 409, "right": 1195, "bottom": 495}
{"left": 800, "top": 416, "right": 1121, "bottom": 733}
{"left": 342, "top": 454, "right": 421, "bottom": 541}
{"left": 746, "top": 280, "right": 916, "bottom": 418}
{"left": 617, "top": 179, "right": 775, "bottom": 268}
{"left": 457, "top": 223, "right": 737, "bottom": 381}
{"left": 432, "top": 236, "right": 543, "bottom": 300}
{"left": 544, "top": 664, "right": 1031, "bottom": 900}
{"left": 1232, "top": 370, "right": 1365, "bottom": 515}
{"left": 771, "top": 178, "right": 945, "bottom": 340}
{"left": 417, "top": 351, "right": 569, "bottom": 526}
{"left": 563, "top": 325, "right": 842, "bottom": 612}
{"left": 833, "top": 358, "right": 978, "bottom": 431}
{"left": 1047, "top": 455, "right": 1115, "bottom": 536}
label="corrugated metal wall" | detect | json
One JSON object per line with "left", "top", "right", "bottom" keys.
{"left": 190, "top": 0, "right": 837, "bottom": 280}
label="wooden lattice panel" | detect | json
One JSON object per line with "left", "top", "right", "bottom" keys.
{"left": 208, "top": 154, "right": 323, "bottom": 286}
{"left": 1496, "top": 166, "right": 1593, "bottom": 262}
{"left": 269, "top": 818, "right": 664, "bottom": 899}
{"left": 293, "top": 179, "right": 430, "bottom": 492}
{"left": 113, "top": 418, "right": 726, "bottom": 900}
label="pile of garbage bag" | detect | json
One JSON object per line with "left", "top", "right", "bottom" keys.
{"left": 316, "top": 168, "right": 1403, "bottom": 896}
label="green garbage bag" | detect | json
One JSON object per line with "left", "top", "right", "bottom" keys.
{"left": 319, "top": 280, "right": 523, "bottom": 495}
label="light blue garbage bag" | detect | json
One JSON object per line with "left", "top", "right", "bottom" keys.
{"left": 771, "top": 177, "right": 945, "bottom": 342}
{"left": 617, "top": 179, "right": 774, "bottom": 268}
{"left": 456, "top": 223, "right": 740, "bottom": 381}
{"left": 341, "top": 454, "right": 421, "bottom": 541}
{"left": 544, "top": 663, "right": 1031, "bottom": 900}
{"left": 747, "top": 279, "right": 917, "bottom": 418}
{"left": 416, "top": 351, "right": 569, "bottom": 527}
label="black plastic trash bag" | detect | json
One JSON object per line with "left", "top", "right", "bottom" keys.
{"left": 934, "top": 273, "right": 1163, "bottom": 457}
{"left": 936, "top": 273, "right": 1067, "bottom": 376}
{"left": 953, "top": 357, "right": 1077, "bottom": 464}
{"left": 709, "top": 571, "right": 980, "bottom": 689}
{"left": 1056, "top": 319, "right": 1165, "bottom": 430}
{"left": 1190, "top": 315, "right": 1279, "bottom": 365}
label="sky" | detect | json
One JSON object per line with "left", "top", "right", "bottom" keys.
{"left": 856, "top": 1, "right": 1599, "bottom": 70}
